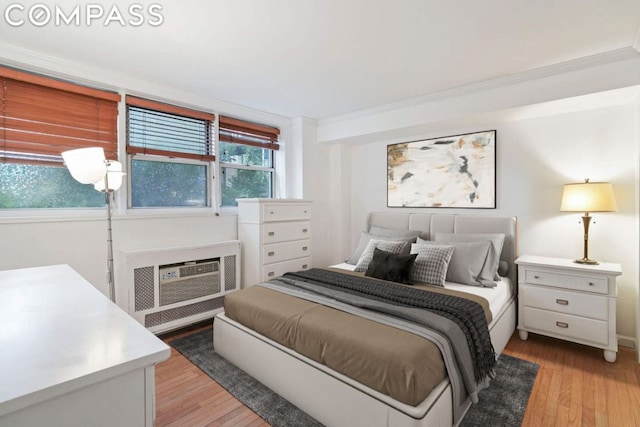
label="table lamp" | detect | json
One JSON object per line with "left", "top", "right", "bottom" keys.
{"left": 560, "top": 179, "right": 617, "bottom": 265}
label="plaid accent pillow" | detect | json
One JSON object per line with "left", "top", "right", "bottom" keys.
{"left": 410, "top": 243, "right": 455, "bottom": 287}
{"left": 354, "top": 239, "right": 408, "bottom": 272}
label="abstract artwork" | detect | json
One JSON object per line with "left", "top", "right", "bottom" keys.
{"left": 387, "top": 130, "right": 496, "bottom": 208}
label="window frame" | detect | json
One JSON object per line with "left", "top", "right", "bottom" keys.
{"left": 125, "top": 96, "right": 215, "bottom": 210}
{"left": 218, "top": 149, "right": 276, "bottom": 208}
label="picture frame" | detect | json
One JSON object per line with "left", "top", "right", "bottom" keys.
{"left": 387, "top": 130, "right": 496, "bottom": 208}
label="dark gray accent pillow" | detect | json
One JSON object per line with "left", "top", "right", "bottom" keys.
{"left": 409, "top": 243, "right": 454, "bottom": 287}
{"left": 364, "top": 248, "right": 417, "bottom": 285}
{"left": 431, "top": 233, "right": 505, "bottom": 281}
{"left": 347, "top": 232, "right": 417, "bottom": 265}
{"left": 414, "top": 240, "right": 495, "bottom": 287}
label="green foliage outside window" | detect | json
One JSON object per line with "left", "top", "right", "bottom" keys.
{"left": 0, "top": 163, "right": 104, "bottom": 208}
{"left": 130, "top": 159, "right": 207, "bottom": 207}
{"left": 219, "top": 142, "right": 273, "bottom": 207}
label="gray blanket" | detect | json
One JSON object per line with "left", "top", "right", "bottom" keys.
{"left": 262, "top": 268, "right": 495, "bottom": 424}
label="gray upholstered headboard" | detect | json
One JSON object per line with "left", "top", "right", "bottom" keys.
{"left": 366, "top": 212, "right": 518, "bottom": 285}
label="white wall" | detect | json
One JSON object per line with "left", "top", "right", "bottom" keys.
{"left": 341, "top": 102, "right": 638, "bottom": 342}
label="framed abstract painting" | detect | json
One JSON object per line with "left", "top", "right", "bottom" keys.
{"left": 387, "top": 130, "right": 496, "bottom": 208}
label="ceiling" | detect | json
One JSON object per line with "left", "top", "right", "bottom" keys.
{"left": 0, "top": 0, "right": 639, "bottom": 119}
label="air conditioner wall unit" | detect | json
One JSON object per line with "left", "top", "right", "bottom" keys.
{"left": 117, "top": 241, "right": 240, "bottom": 334}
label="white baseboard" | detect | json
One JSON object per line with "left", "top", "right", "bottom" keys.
{"left": 617, "top": 335, "right": 636, "bottom": 349}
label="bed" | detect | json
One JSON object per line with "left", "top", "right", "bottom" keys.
{"left": 214, "top": 212, "right": 518, "bottom": 427}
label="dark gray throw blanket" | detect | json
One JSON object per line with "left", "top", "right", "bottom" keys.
{"left": 282, "top": 268, "right": 496, "bottom": 384}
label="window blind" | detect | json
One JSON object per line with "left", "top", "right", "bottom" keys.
{"left": 126, "top": 96, "right": 215, "bottom": 162}
{"left": 219, "top": 116, "right": 280, "bottom": 151}
{"left": 0, "top": 66, "right": 119, "bottom": 166}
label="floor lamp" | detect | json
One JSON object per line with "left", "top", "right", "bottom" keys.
{"left": 62, "top": 147, "right": 125, "bottom": 302}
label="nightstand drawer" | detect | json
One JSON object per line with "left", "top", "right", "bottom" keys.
{"left": 262, "top": 257, "right": 311, "bottom": 281}
{"left": 521, "top": 285, "right": 608, "bottom": 320}
{"left": 263, "top": 221, "right": 311, "bottom": 244}
{"left": 525, "top": 269, "right": 608, "bottom": 294}
{"left": 522, "top": 307, "right": 609, "bottom": 346}
{"left": 263, "top": 204, "right": 311, "bottom": 222}
{"left": 262, "top": 240, "right": 311, "bottom": 264}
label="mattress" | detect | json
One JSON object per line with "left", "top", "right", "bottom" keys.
{"left": 330, "top": 262, "right": 514, "bottom": 320}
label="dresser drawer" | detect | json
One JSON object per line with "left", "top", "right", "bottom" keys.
{"left": 521, "top": 285, "right": 608, "bottom": 320}
{"left": 525, "top": 269, "right": 608, "bottom": 294}
{"left": 263, "top": 221, "right": 311, "bottom": 244}
{"left": 521, "top": 307, "right": 609, "bottom": 346}
{"left": 263, "top": 204, "right": 311, "bottom": 222}
{"left": 262, "top": 240, "right": 311, "bottom": 264}
{"left": 262, "top": 257, "right": 312, "bottom": 281}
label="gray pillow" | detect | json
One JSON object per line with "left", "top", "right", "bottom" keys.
{"left": 347, "top": 232, "right": 417, "bottom": 265}
{"left": 432, "top": 233, "right": 505, "bottom": 281}
{"left": 409, "top": 243, "right": 454, "bottom": 287}
{"left": 354, "top": 239, "right": 410, "bottom": 272}
{"left": 415, "top": 240, "right": 495, "bottom": 287}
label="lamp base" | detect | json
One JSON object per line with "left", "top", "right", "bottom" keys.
{"left": 574, "top": 258, "right": 599, "bottom": 265}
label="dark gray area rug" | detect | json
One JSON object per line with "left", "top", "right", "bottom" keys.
{"left": 170, "top": 328, "right": 538, "bottom": 427}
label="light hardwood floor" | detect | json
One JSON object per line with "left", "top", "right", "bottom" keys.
{"left": 155, "top": 322, "right": 640, "bottom": 427}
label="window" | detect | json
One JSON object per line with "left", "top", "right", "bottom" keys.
{"left": 126, "top": 96, "right": 215, "bottom": 208}
{"left": 0, "top": 66, "right": 119, "bottom": 209}
{"left": 218, "top": 116, "right": 280, "bottom": 207}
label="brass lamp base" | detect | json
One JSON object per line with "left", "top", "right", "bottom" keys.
{"left": 574, "top": 258, "right": 599, "bottom": 265}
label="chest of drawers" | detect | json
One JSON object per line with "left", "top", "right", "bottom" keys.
{"left": 237, "top": 198, "right": 312, "bottom": 288}
{"left": 515, "top": 255, "right": 622, "bottom": 362}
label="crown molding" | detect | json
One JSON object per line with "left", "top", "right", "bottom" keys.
{"left": 319, "top": 47, "right": 640, "bottom": 126}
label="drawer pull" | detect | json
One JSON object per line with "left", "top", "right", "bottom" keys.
{"left": 268, "top": 251, "right": 275, "bottom": 256}
{"left": 302, "top": 246, "right": 308, "bottom": 251}
{"left": 267, "top": 272, "right": 275, "bottom": 277}
{"left": 556, "top": 321, "right": 569, "bottom": 329}
{"left": 534, "top": 275, "right": 540, "bottom": 279}
{"left": 302, "top": 264, "right": 308, "bottom": 269}
{"left": 270, "top": 211, "right": 274, "bottom": 214}
{"left": 302, "top": 228, "right": 308, "bottom": 233}
{"left": 588, "top": 282, "right": 595, "bottom": 286}
{"left": 556, "top": 299, "right": 569, "bottom": 305}
{"left": 268, "top": 231, "right": 275, "bottom": 236}
{"left": 304, "top": 210, "right": 308, "bottom": 213}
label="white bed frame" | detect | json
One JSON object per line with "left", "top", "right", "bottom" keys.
{"left": 215, "top": 213, "right": 518, "bottom": 427}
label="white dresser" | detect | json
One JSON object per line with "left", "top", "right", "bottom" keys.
{"left": 0, "top": 264, "right": 170, "bottom": 427}
{"left": 515, "top": 255, "right": 622, "bottom": 362}
{"left": 237, "top": 198, "right": 312, "bottom": 288}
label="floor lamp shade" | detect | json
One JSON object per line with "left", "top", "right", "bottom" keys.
{"left": 560, "top": 180, "right": 617, "bottom": 264}
{"left": 61, "top": 147, "right": 107, "bottom": 185}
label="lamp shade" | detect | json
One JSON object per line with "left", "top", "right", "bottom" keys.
{"left": 560, "top": 181, "right": 617, "bottom": 213}
{"left": 61, "top": 147, "right": 107, "bottom": 184}
{"left": 94, "top": 161, "right": 125, "bottom": 192}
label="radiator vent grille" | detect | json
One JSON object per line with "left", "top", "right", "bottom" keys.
{"left": 224, "top": 255, "right": 237, "bottom": 290}
{"left": 145, "top": 296, "right": 224, "bottom": 328}
{"left": 159, "top": 275, "right": 221, "bottom": 307}
{"left": 134, "top": 266, "right": 155, "bottom": 311}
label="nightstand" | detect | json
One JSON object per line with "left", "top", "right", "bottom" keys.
{"left": 515, "top": 255, "right": 622, "bottom": 362}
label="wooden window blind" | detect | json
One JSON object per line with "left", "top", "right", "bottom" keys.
{"left": 126, "top": 96, "right": 215, "bottom": 162}
{"left": 219, "top": 116, "right": 280, "bottom": 151}
{"left": 0, "top": 66, "right": 120, "bottom": 166}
